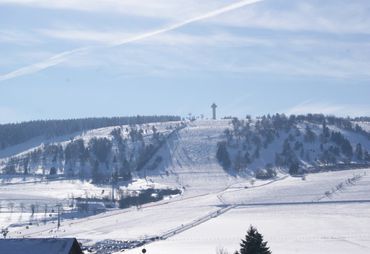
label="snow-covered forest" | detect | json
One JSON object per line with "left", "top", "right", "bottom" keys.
{"left": 0, "top": 117, "right": 184, "bottom": 183}
{"left": 217, "top": 114, "right": 370, "bottom": 177}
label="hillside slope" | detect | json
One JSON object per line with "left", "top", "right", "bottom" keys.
{"left": 217, "top": 115, "right": 370, "bottom": 176}
{"left": 2, "top": 118, "right": 370, "bottom": 254}
{"left": 0, "top": 121, "right": 184, "bottom": 183}
{"left": 141, "top": 120, "right": 235, "bottom": 194}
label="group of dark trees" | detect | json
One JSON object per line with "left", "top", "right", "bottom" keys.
{"left": 0, "top": 115, "right": 180, "bottom": 150}
{"left": 216, "top": 141, "right": 231, "bottom": 169}
{"left": 218, "top": 114, "right": 370, "bottom": 177}
{"left": 2, "top": 122, "right": 184, "bottom": 183}
{"left": 118, "top": 188, "right": 181, "bottom": 209}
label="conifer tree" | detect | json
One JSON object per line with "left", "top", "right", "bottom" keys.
{"left": 237, "top": 226, "right": 271, "bottom": 254}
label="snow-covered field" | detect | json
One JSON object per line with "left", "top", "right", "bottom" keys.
{"left": 141, "top": 202, "right": 370, "bottom": 254}
{"left": 1, "top": 120, "right": 370, "bottom": 253}
{"left": 121, "top": 167, "right": 370, "bottom": 254}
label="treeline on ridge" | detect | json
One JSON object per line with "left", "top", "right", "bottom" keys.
{"left": 0, "top": 115, "right": 180, "bottom": 150}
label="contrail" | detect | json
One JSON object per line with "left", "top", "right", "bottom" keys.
{"left": 0, "top": 0, "right": 262, "bottom": 82}
{"left": 109, "top": 0, "right": 263, "bottom": 47}
{"left": 0, "top": 48, "right": 88, "bottom": 82}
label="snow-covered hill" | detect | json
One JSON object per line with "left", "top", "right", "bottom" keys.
{"left": 140, "top": 120, "right": 236, "bottom": 194}
{"left": 1, "top": 117, "right": 370, "bottom": 254}
{"left": 218, "top": 115, "right": 370, "bottom": 176}
{"left": 0, "top": 121, "right": 184, "bottom": 181}
{"left": 3, "top": 115, "right": 370, "bottom": 183}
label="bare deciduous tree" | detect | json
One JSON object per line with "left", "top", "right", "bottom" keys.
{"left": 216, "top": 247, "right": 229, "bottom": 254}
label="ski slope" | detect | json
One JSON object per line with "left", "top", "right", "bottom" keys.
{"left": 2, "top": 120, "right": 370, "bottom": 254}
{"left": 141, "top": 120, "right": 237, "bottom": 195}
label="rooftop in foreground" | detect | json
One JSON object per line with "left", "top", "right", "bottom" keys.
{"left": 0, "top": 238, "right": 82, "bottom": 254}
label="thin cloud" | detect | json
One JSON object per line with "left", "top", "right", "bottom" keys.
{"left": 210, "top": 0, "right": 370, "bottom": 34}
{"left": 0, "top": 0, "right": 263, "bottom": 82}
{"left": 0, "top": 0, "right": 220, "bottom": 20}
{"left": 0, "top": 31, "right": 40, "bottom": 45}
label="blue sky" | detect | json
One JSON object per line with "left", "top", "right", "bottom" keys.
{"left": 0, "top": 0, "right": 370, "bottom": 123}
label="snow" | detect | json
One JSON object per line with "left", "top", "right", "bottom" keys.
{"left": 138, "top": 203, "right": 370, "bottom": 254}
{"left": 0, "top": 121, "right": 179, "bottom": 173}
{"left": 221, "top": 169, "right": 370, "bottom": 204}
{"left": 0, "top": 178, "right": 173, "bottom": 208}
{"left": 329, "top": 124, "right": 370, "bottom": 151}
{"left": 121, "top": 168, "right": 370, "bottom": 254}
{"left": 0, "top": 132, "right": 83, "bottom": 159}
{"left": 1, "top": 120, "right": 370, "bottom": 254}
{"left": 141, "top": 120, "right": 236, "bottom": 195}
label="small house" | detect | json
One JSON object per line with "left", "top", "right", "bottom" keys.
{"left": 0, "top": 238, "right": 83, "bottom": 254}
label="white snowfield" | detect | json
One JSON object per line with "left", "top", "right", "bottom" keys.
{"left": 1, "top": 120, "right": 370, "bottom": 254}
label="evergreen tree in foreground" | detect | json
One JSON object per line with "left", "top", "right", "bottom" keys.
{"left": 237, "top": 226, "right": 271, "bottom": 254}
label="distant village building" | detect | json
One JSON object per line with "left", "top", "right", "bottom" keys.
{"left": 0, "top": 238, "right": 83, "bottom": 254}
{"left": 211, "top": 103, "right": 217, "bottom": 120}
{"left": 75, "top": 198, "right": 107, "bottom": 213}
